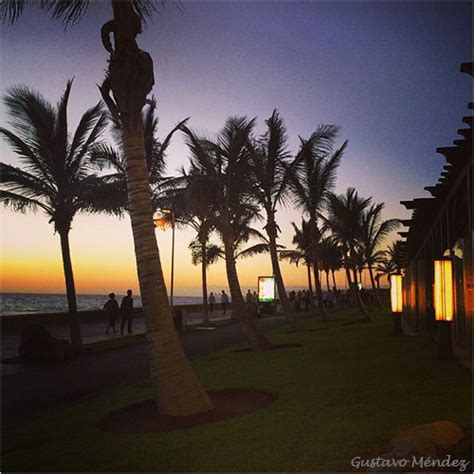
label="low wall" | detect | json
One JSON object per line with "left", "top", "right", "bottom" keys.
{"left": 1, "top": 304, "right": 207, "bottom": 332}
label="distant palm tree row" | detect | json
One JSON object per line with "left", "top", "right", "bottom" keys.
{"left": 1, "top": 83, "right": 400, "bottom": 344}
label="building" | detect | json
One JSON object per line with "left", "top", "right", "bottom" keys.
{"left": 399, "top": 62, "right": 472, "bottom": 360}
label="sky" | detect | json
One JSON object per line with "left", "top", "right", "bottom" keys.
{"left": 0, "top": 1, "right": 472, "bottom": 296}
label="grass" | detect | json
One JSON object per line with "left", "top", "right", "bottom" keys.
{"left": 3, "top": 307, "right": 471, "bottom": 472}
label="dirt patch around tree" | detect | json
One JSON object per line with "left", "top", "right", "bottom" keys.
{"left": 98, "top": 388, "right": 279, "bottom": 434}
{"left": 233, "top": 343, "right": 303, "bottom": 352}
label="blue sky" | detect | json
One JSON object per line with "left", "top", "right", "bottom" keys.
{"left": 1, "top": 1, "right": 472, "bottom": 293}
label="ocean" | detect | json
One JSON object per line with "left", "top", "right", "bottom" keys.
{"left": 0, "top": 293, "right": 203, "bottom": 316}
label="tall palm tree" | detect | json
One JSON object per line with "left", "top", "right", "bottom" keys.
{"left": 324, "top": 188, "right": 372, "bottom": 319}
{"left": 0, "top": 81, "right": 108, "bottom": 346}
{"left": 164, "top": 174, "right": 220, "bottom": 326}
{"left": 360, "top": 203, "right": 400, "bottom": 308}
{"left": 248, "top": 110, "right": 300, "bottom": 327}
{"left": 2, "top": 0, "right": 213, "bottom": 416}
{"left": 181, "top": 118, "right": 273, "bottom": 351}
{"left": 280, "top": 219, "right": 315, "bottom": 301}
{"left": 289, "top": 125, "right": 347, "bottom": 318}
{"left": 189, "top": 238, "right": 222, "bottom": 324}
{"left": 350, "top": 248, "right": 367, "bottom": 288}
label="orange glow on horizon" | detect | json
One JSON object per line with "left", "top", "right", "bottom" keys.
{"left": 1, "top": 209, "right": 394, "bottom": 296}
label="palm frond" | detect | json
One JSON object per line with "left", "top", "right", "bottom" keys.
{"left": 68, "top": 102, "right": 106, "bottom": 166}
{"left": 0, "top": 162, "right": 55, "bottom": 201}
{"left": 0, "top": 190, "right": 46, "bottom": 213}
{"left": 89, "top": 143, "right": 124, "bottom": 173}
{"left": 75, "top": 174, "right": 127, "bottom": 217}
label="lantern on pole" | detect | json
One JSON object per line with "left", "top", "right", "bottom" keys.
{"left": 390, "top": 274, "right": 403, "bottom": 336}
{"left": 434, "top": 259, "right": 454, "bottom": 359}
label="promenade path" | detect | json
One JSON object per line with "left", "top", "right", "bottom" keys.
{"left": 1, "top": 311, "right": 289, "bottom": 429}
{"left": 1, "top": 308, "right": 233, "bottom": 363}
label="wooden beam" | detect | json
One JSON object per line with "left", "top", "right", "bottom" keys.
{"left": 460, "top": 62, "right": 474, "bottom": 77}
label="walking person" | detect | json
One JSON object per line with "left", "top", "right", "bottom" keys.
{"left": 104, "top": 292, "right": 119, "bottom": 334}
{"left": 246, "top": 289, "right": 252, "bottom": 304}
{"left": 221, "top": 290, "right": 229, "bottom": 315}
{"left": 208, "top": 292, "right": 216, "bottom": 313}
{"left": 251, "top": 290, "right": 259, "bottom": 318}
{"left": 302, "top": 289, "right": 310, "bottom": 312}
{"left": 120, "top": 289, "right": 134, "bottom": 335}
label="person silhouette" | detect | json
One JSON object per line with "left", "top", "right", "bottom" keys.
{"left": 208, "top": 292, "right": 216, "bottom": 313}
{"left": 221, "top": 290, "right": 229, "bottom": 314}
{"left": 104, "top": 292, "right": 119, "bottom": 334}
{"left": 120, "top": 289, "right": 134, "bottom": 335}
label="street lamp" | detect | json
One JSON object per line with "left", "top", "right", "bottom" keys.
{"left": 434, "top": 258, "right": 454, "bottom": 359}
{"left": 390, "top": 274, "right": 403, "bottom": 336}
{"left": 155, "top": 208, "right": 175, "bottom": 309}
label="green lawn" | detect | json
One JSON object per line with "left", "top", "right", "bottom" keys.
{"left": 3, "top": 307, "right": 471, "bottom": 472}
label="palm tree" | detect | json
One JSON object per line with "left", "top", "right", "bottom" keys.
{"left": 280, "top": 219, "right": 315, "bottom": 301}
{"left": 359, "top": 203, "right": 400, "bottom": 308}
{"left": 2, "top": 0, "right": 213, "bottom": 416}
{"left": 350, "top": 248, "right": 367, "bottom": 288}
{"left": 289, "top": 125, "right": 347, "bottom": 318}
{"left": 181, "top": 118, "right": 272, "bottom": 351}
{"left": 168, "top": 174, "right": 220, "bottom": 326}
{"left": 318, "top": 236, "right": 343, "bottom": 292}
{"left": 189, "top": 238, "right": 222, "bottom": 324}
{"left": 0, "top": 81, "right": 108, "bottom": 346}
{"left": 248, "top": 110, "right": 300, "bottom": 327}
{"left": 324, "top": 188, "right": 372, "bottom": 319}
{"left": 375, "top": 257, "right": 397, "bottom": 285}
{"left": 386, "top": 240, "right": 405, "bottom": 273}
{"left": 89, "top": 98, "right": 185, "bottom": 205}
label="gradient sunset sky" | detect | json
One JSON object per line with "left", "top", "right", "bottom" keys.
{"left": 1, "top": 1, "right": 472, "bottom": 296}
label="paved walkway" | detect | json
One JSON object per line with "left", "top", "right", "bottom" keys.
{"left": 1, "top": 308, "right": 233, "bottom": 365}
{"left": 1, "top": 313, "right": 290, "bottom": 428}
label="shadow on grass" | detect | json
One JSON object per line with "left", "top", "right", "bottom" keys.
{"left": 232, "top": 343, "right": 303, "bottom": 353}
{"left": 98, "top": 388, "right": 278, "bottom": 433}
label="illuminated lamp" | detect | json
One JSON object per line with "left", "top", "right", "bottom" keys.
{"left": 258, "top": 276, "right": 276, "bottom": 315}
{"left": 434, "top": 259, "right": 454, "bottom": 359}
{"left": 390, "top": 274, "right": 403, "bottom": 336}
{"left": 258, "top": 276, "right": 276, "bottom": 303}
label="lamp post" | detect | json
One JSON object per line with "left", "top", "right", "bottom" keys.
{"left": 434, "top": 258, "right": 454, "bottom": 360}
{"left": 390, "top": 274, "right": 403, "bottom": 336}
{"left": 155, "top": 209, "right": 176, "bottom": 310}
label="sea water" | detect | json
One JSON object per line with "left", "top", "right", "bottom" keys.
{"left": 0, "top": 293, "right": 203, "bottom": 316}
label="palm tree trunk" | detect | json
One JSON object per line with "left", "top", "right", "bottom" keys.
{"left": 121, "top": 120, "right": 213, "bottom": 416}
{"left": 313, "top": 253, "right": 328, "bottom": 318}
{"left": 104, "top": 0, "right": 212, "bottom": 416}
{"left": 307, "top": 263, "right": 314, "bottom": 302}
{"left": 58, "top": 230, "right": 82, "bottom": 347}
{"left": 266, "top": 216, "right": 301, "bottom": 329}
{"left": 331, "top": 269, "right": 337, "bottom": 291}
{"left": 222, "top": 233, "right": 272, "bottom": 351}
{"left": 351, "top": 263, "right": 370, "bottom": 320}
{"left": 368, "top": 263, "right": 384, "bottom": 309}
{"left": 200, "top": 239, "right": 210, "bottom": 325}
{"left": 325, "top": 271, "right": 330, "bottom": 292}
